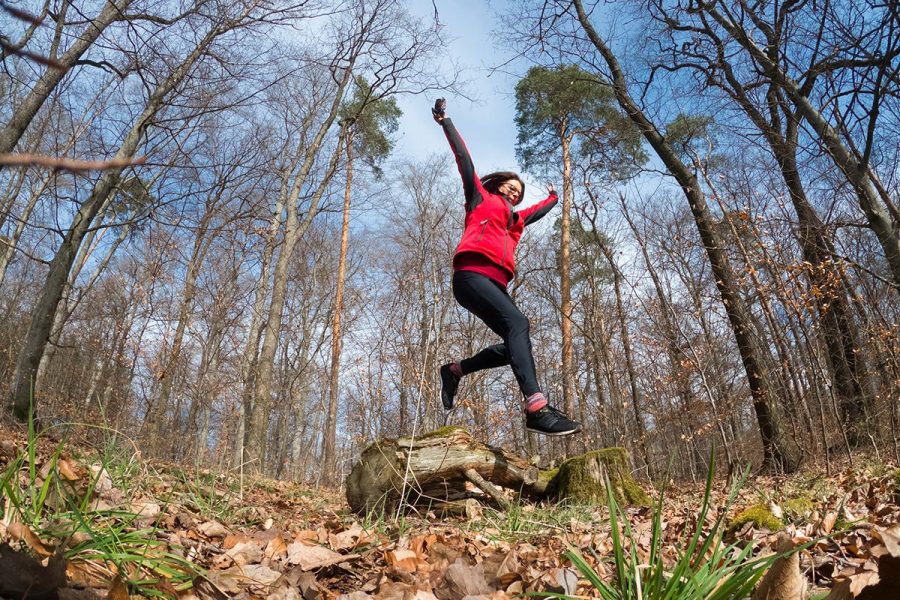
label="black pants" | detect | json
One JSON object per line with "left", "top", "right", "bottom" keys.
{"left": 452, "top": 270, "right": 540, "bottom": 398}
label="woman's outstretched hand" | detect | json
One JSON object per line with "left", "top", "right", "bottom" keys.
{"left": 432, "top": 98, "right": 446, "bottom": 123}
{"left": 547, "top": 182, "right": 556, "bottom": 196}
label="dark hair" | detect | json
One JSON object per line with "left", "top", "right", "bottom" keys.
{"left": 480, "top": 171, "right": 525, "bottom": 199}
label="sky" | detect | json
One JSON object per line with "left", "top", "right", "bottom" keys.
{"left": 393, "top": 0, "right": 553, "bottom": 205}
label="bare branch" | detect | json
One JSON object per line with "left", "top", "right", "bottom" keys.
{"left": 0, "top": 153, "right": 147, "bottom": 171}
{"left": 0, "top": 1, "right": 44, "bottom": 25}
{"left": 0, "top": 38, "right": 67, "bottom": 70}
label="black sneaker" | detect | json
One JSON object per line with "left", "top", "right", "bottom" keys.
{"left": 525, "top": 405, "right": 582, "bottom": 436}
{"left": 439, "top": 363, "right": 460, "bottom": 410}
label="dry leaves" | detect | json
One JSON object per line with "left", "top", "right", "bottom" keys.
{"left": 288, "top": 541, "right": 356, "bottom": 570}
{"left": 752, "top": 534, "right": 807, "bottom": 600}
{"left": 1, "top": 423, "right": 898, "bottom": 600}
{"left": 7, "top": 522, "right": 53, "bottom": 557}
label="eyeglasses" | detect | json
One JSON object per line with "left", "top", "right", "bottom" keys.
{"left": 501, "top": 182, "right": 522, "bottom": 196}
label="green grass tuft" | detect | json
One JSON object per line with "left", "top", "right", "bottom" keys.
{"left": 0, "top": 416, "right": 202, "bottom": 596}
{"left": 537, "top": 451, "right": 801, "bottom": 600}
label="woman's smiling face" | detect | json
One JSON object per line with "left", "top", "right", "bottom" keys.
{"left": 499, "top": 179, "right": 523, "bottom": 205}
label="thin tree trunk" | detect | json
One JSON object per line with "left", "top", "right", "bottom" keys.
{"left": 324, "top": 132, "right": 354, "bottom": 481}
{"left": 589, "top": 234, "right": 650, "bottom": 471}
{"left": 559, "top": 126, "right": 576, "bottom": 454}
{"left": 595, "top": 306, "right": 624, "bottom": 444}
{"left": 0, "top": 177, "right": 46, "bottom": 286}
{"left": 587, "top": 303, "right": 610, "bottom": 449}
{"left": 147, "top": 218, "right": 213, "bottom": 452}
{"left": 619, "top": 196, "right": 701, "bottom": 464}
{"left": 181, "top": 304, "right": 226, "bottom": 463}
{"left": 580, "top": 191, "right": 651, "bottom": 475}
{"left": 234, "top": 190, "right": 285, "bottom": 469}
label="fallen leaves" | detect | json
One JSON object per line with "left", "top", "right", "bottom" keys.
{"left": 107, "top": 575, "right": 130, "bottom": 600}
{"left": 288, "top": 540, "right": 358, "bottom": 571}
{"left": 198, "top": 520, "right": 229, "bottom": 538}
{"left": 7, "top": 522, "right": 53, "bottom": 557}
{"left": 227, "top": 540, "right": 264, "bottom": 565}
{"left": 436, "top": 557, "right": 494, "bottom": 598}
{"left": 1, "top": 421, "right": 898, "bottom": 600}
{"left": 751, "top": 534, "right": 807, "bottom": 600}
{"left": 821, "top": 511, "right": 839, "bottom": 535}
{"left": 873, "top": 524, "right": 900, "bottom": 557}
{"left": 207, "top": 563, "right": 283, "bottom": 592}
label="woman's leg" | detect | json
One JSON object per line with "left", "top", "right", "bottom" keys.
{"left": 444, "top": 270, "right": 581, "bottom": 435}
{"left": 451, "top": 270, "right": 540, "bottom": 397}
{"left": 460, "top": 344, "right": 508, "bottom": 373}
{"left": 440, "top": 344, "right": 506, "bottom": 410}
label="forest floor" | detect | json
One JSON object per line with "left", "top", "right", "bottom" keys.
{"left": 0, "top": 422, "right": 898, "bottom": 600}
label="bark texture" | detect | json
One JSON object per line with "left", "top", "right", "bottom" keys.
{"left": 344, "top": 427, "right": 647, "bottom": 514}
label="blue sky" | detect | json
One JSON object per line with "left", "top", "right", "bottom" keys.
{"left": 394, "top": 0, "right": 553, "bottom": 204}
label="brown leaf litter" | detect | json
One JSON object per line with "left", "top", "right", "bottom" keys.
{"left": 0, "top": 425, "right": 897, "bottom": 599}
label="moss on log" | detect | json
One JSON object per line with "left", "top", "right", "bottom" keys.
{"left": 728, "top": 504, "right": 784, "bottom": 532}
{"left": 552, "top": 447, "right": 650, "bottom": 505}
{"left": 345, "top": 429, "right": 648, "bottom": 514}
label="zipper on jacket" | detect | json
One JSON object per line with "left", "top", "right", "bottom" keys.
{"left": 476, "top": 219, "right": 488, "bottom": 241}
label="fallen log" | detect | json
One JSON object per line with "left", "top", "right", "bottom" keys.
{"left": 344, "top": 426, "right": 648, "bottom": 514}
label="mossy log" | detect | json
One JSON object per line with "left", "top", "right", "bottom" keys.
{"left": 555, "top": 448, "right": 651, "bottom": 505}
{"left": 344, "top": 427, "right": 647, "bottom": 514}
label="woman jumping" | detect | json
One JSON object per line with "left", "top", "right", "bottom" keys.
{"left": 433, "top": 98, "right": 581, "bottom": 437}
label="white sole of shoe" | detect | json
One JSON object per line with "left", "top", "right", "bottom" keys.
{"left": 526, "top": 426, "right": 581, "bottom": 436}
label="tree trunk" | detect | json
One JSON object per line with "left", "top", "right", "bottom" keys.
{"left": 36, "top": 222, "right": 131, "bottom": 394}
{"left": 713, "top": 58, "right": 875, "bottom": 446}
{"left": 324, "top": 136, "right": 353, "bottom": 481}
{"left": 345, "top": 426, "right": 648, "bottom": 514}
{"left": 703, "top": 5, "right": 900, "bottom": 292}
{"left": 572, "top": 0, "right": 795, "bottom": 472}
{"left": 235, "top": 191, "right": 285, "bottom": 469}
{"left": 0, "top": 173, "right": 48, "bottom": 286}
{"left": 558, "top": 125, "right": 576, "bottom": 454}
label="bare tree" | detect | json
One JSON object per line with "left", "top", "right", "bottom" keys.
{"left": 546, "top": 0, "right": 796, "bottom": 471}
{"left": 8, "top": 0, "right": 298, "bottom": 420}
{"left": 241, "top": 0, "right": 448, "bottom": 475}
{"left": 0, "top": 0, "right": 139, "bottom": 154}
{"left": 692, "top": 1, "right": 900, "bottom": 292}
{"left": 323, "top": 78, "right": 400, "bottom": 480}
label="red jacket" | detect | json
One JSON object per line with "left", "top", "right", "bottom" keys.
{"left": 443, "top": 119, "right": 558, "bottom": 285}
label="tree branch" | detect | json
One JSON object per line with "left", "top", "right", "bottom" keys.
{"left": 0, "top": 153, "right": 147, "bottom": 171}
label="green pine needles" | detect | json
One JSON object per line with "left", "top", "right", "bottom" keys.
{"left": 539, "top": 455, "right": 799, "bottom": 600}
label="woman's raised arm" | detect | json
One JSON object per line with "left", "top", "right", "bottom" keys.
{"left": 434, "top": 99, "right": 480, "bottom": 210}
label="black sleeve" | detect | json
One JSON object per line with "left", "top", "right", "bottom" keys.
{"left": 522, "top": 195, "right": 558, "bottom": 226}
{"left": 442, "top": 118, "right": 482, "bottom": 211}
